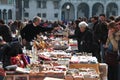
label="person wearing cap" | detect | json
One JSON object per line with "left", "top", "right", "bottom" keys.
{"left": 70, "top": 21, "right": 93, "bottom": 53}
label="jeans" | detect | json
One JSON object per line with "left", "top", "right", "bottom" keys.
{"left": 100, "top": 43, "right": 105, "bottom": 63}
{"left": 108, "top": 65, "right": 118, "bottom": 80}
{"left": 0, "top": 76, "right": 4, "bottom": 80}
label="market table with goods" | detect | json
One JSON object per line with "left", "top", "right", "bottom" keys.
{"left": 0, "top": 35, "right": 107, "bottom": 80}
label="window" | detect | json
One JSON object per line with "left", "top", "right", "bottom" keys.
{"left": 24, "top": 0, "right": 29, "bottom": 8}
{"left": 3, "top": 9, "right": 7, "bottom": 20}
{"left": 37, "top": 13, "right": 41, "bottom": 17}
{"left": 42, "top": 13, "right": 46, "bottom": 18}
{"left": 0, "top": 0, "right": 7, "bottom": 4}
{"left": 42, "top": 1, "right": 46, "bottom": 8}
{"left": 8, "top": 0, "right": 13, "bottom": 4}
{"left": 37, "top": 0, "right": 41, "bottom": 8}
{"left": 8, "top": 9, "right": 12, "bottom": 19}
{"left": 54, "top": 13, "right": 58, "bottom": 18}
{"left": 36, "top": 0, "right": 46, "bottom": 9}
{"left": 53, "top": 1, "right": 59, "bottom": 9}
{"left": 24, "top": 12, "right": 29, "bottom": 17}
{"left": 16, "top": 0, "right": 19, "bottom": 8}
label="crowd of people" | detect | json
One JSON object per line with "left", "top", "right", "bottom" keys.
{"left": 0, "top": 14, "right": 120, "bottom": 80}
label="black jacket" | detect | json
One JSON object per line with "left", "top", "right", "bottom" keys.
{"left": 93, "top": 21, "right": 108, "bottom": 44}
{"left": 0, "top": 41, "right": 23, "bottom": 68}
{"left": 0, "top": 24, "right": 12, "bottom": 42}
{"left": 20, "top": 23, "right": 54, "bottom": 42}
{"left": 69, "top": 28, "right": 93, "bottom": 53}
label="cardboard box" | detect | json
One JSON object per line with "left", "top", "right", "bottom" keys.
{"left": 46, "top": 72, "right": 55, "bottom": 77}
{"left": 74, "top": 76, "right": 83, "bottom": 80}
{"left": 29, "top": 75, "right": 44, "bottom": 80}
{"left": 69, "top": 63, "right": 100, "bottom": 74}
{"left": 44, "top": 77, "right": 64, "bottom": 80}
{"left": 65, "top": 76, "right": 74, "bottom": 80}
{"left": 5, "top": 75, "right": 14, "bottom": 80}
{"left": 83, "top": 78, "right": 99, "bottom": 80}
{"left": 54, "top": 72, "right": 65, "bottom": 78}
{"left": 14, "top": 74, "right": 29, "bottom": 80}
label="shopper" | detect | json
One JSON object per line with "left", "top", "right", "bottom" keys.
{"left": 104, "top": 21, "right": 120, "bottom": 80}
{"left": 93, "top": 14, "right": 108, "bottom": 62}
{"left": 69, "top": 21, "right": 93, "bottom": 53}
{"left": 0, "top": 20, "right": 12, "bottom": 43}
{"left": 91, "top": 16, "right": 101, "bottom": 62}
{"left": 21, "top": 16, "right": 52, "bottom": 49}
{"left": 115, "top": 16, "right": 120, "bottom": 80}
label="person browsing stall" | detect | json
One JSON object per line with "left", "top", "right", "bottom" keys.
{"left": 68, "top": 21, "right": 93, "bottom": 53}
{"left": 20, "top": 16, "right": 58, "bottom": 49}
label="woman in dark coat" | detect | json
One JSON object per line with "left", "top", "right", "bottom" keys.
{"left": 69, "top": 21, "right": 93, "bottom": 53}
{"left": 69, "top": 21, "right": 101, "bottom": 62}
{"left": 76, "top": 21, "right": 93, "bottom": 53}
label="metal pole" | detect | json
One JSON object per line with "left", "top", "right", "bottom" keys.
{"left": 66, "top": 5, "right": 70, "bottom": 22}
{"left": 67, "top": 10, "right": 69, "bottom": 21}
{"left": 6, "top": 11, "right": 8, "bottom": 24}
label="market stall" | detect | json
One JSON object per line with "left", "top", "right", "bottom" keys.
{"left": 1, "top": 35, "right": 108, "bottom": 80}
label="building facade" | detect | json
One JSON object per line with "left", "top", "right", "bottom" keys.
{"left": 1, "top": 0, "right": 120, "bottom": 22}
{"left": 0, "top": 0, "right": 16, "bottom": 23}
{"left": 21, "top": 0, "right": 120, "bottom": 21}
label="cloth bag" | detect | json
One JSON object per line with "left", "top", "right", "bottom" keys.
{"left": 105, "top": 42, "right": 118, "bottom": 66}
{"left": 117, "top": 40, "right": 120, "bottom": 61}
{"left": 0, "top": 68, "right": 6, "bottom": 76}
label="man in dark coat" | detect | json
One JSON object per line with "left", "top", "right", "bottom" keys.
{"left": 91, "top": 16, "right": 101, "bottom": 62}
{"left": 20, "top": 16, "right": 55, "bottom": 49}
{"left": 93, "top": 14, "right": 108, "bottom": 62}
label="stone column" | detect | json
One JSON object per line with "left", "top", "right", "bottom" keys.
{"left": 6, "top": 10, "right": 8, "bottom": 24}
{"left": 13, "top": 0, "right": 16, "bottom": 20}
{"left": 89, "top": 5, "right": 92, "bottom": 17}
{"left": 59, "top": 7, "right": 61, "bottom": 21}
{"left": 74, "top": 4, "right": 77, "bottom": 20}
{"left": 104, "top": 5, "right": 106, "bottom": 16}
{"left": 117, "top": 3, "right": 120, "bottom": 16}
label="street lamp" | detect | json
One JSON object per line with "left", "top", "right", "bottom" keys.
{"left": 66, "top": 4, "right": 70, "bottom": 21}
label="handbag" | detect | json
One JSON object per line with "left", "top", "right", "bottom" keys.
{"left": 105, "top": 42, "right": 118, "bottom": 66}
{"left": 10, "top": 54, "right": 28, "bottom": 68}
{"left": 0, "top": 68, "right": 6, "bottom": 76}
{"left": 118, "top": 40, "right": 120, "bottom": 61}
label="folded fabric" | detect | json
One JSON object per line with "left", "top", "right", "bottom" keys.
{"left": 38, "top": 55, "right": 52, "bottom": 61}
{"left": 10, "top": 54, "right": 28, "bottom": 68}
